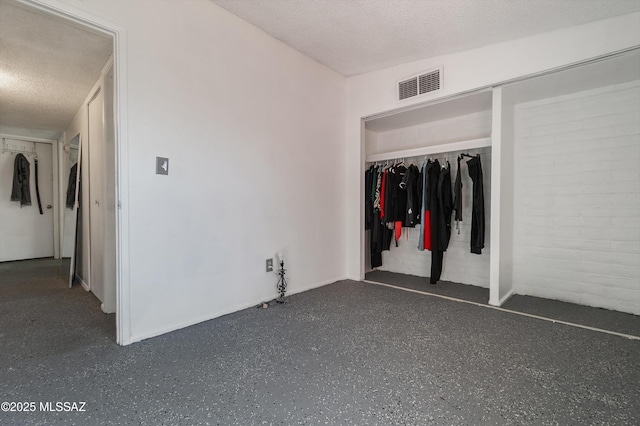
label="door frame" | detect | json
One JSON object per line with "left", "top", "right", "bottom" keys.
{"left": 22, "top": 0, "right": 131, "bottom": 345}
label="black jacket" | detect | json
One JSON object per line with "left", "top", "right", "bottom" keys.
{"left": 436, "top": 163, "right": 453, "bottom": 251}
{"left": 401, "top": 164, "right": 421, "bottom": 227}
{"left": 11, "top": 153, "right": 31, "bottom": 207}
{"left": 467, "top": 156, "right": 485, "bottom": 254}
{"left": 66, "top": 163, "right": 78, "bottom": 209}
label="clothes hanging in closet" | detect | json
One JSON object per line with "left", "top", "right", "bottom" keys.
{"left": 427, "top": 159, "right": 453, "bottom": 284}
{"left": 365, "top": 151, "right": 484, "bottom": 283}
{"left": 401, "top": 164, "right": 421, "bottom": 227}
{"left": 453, "top": 156, "right": 463, "bottom": 232}
{"left": 418, "top": 160, "right": 429, "bottom": 251}
{"left": 424, "top": 160, "right": 437, "bottom": 252}
{"left": 365, "top": 166, "right": 374, "bottom": 230}
{"left": 11, "top": 153, "right": 31, "bottom": 207}
{"left": 389, "top": 164, "right": 408, "bottom": 245}
{"left": 436, "top": 161, "right": 453, "bottom": 251}
{"left": 467, "top": 155, "right": 485, "bottom": 254}
{"left": 368, "top": 165, "right": 383, "bottom": 267}
{"left": 366, "top": 162, "right": 423, "bottom": 267}
{"left": 368, "top": 165, "right": 392, "bottom": 268}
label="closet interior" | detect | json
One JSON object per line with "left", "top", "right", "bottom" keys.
{"left": 362, "top": 49, "right": 640, "bottom": 315}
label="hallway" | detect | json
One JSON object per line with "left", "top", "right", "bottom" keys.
{"left": 0, "top": 258, "right": 115, "bottom": 359}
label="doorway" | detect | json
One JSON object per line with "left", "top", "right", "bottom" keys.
{"left": 0, "top": 137, "right": 56, "bottom": 261}
{"left": 0, "top": 0, "right": 126, "bottom": 343}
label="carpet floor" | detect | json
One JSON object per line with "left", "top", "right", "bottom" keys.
{"left": 1, "top": 260, "right": 639, "bottom": 425}
{"left": 365, "top": 270, "right": 640, "bottom": 337}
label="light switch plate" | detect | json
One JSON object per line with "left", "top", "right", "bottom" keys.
{"left": 156, "top": 157, "right": 169, "bottom": 175}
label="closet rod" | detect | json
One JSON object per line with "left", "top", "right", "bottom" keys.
{"left": 365, "top": 136, "right": 491, "bottom": 163}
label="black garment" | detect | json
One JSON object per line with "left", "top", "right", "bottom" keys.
{"left": 11, "top": 153, "right": 31, "bottom": 207}
{"left": 453, "top": 156, "right": 463, "bottom": 230}
{"left": 401, "top": 164, "right": 420, "bottom": 227}
{"left": 436, "top": 163, "right": 453, "bottom": 251}
{"left": 383, "top": 168, "right": 393, "bottom": 223}
{"left": 370, "top": 212, "right": 383, "bottom": 268}
{"left": 467, "top": 155, "right": 485, "bottom": 254}
{"left": 427, "top": 160, "right": 453, "bottom": 284}
{"left": 383, "top": 164, "right": 407, "bottom": 224}
{"left": 367, "top": 166, "right": 384, "bottom": 267}
{"left": 430, "top": 251, "right": 444, "bottom": 286}
{"left": 365, "top": 166, "right": 373, "bottom": 230}
{"left": 34, "top": 158, "right": 43, "bottom": 214}
{"left": 426, "top": 160, "right": 441, "bottom": 284}
{"left": 418, "top": 160, "right": 429, "bottom": 251}
{"left": 426, "top": 160, "right": 440, "bottom": 247}
{"left": 66, "top": 163, "right": 78, "bottom": 209}
{"left": 425, "top": 160, "right": 437, "bottom": 212}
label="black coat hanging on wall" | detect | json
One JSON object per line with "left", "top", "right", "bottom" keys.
{"left": 11, "top": 153, "right": 31, "bottom": 207}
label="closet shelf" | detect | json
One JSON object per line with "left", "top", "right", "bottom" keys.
{"left": 365, "top": 136, "right": 491, "bottom": 163}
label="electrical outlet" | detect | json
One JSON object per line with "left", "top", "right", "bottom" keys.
{"left": 266, "top": 258, "right": 273, "bottom": 272}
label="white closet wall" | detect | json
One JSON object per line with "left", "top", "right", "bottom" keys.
{"left": 513, "top": 80, "right": 640, "bottom": 314}
{"left": 366, "top": 111, "right": 492, "bottom": 155}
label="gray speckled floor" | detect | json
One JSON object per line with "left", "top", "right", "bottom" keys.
{"left": 2, "top": 260, "right": 640, "bottom": 425}
{"left": 366, "top": 270, "right": 640, "bottom": 337}
{"left": 366, "top": 270, "right": 490, "bottom": 304}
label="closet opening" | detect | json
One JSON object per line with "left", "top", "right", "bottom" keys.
{"left": 359, "top": 48, "right": 640, "bottom": 336}
{"left": 362, "top": 90, "right": 494, "bottom": 305}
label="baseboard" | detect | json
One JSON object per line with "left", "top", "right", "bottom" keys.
{"left": 128, "top": 275, "right": 347, "bottom": 345}
{"left": 101, "top": 302, "right": 115, "bottom": 314}
{"left": 77, "top": 274, "right": 90, "bottom": 291}
{"left": 287, "top": 275, "right": 348, "bottom": 297}
{"left": 489, "top": 289, "right": 515, "bottom": 307}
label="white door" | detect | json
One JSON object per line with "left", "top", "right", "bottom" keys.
{"left": 0, "top": 140, "right": 54, "bottom": 261}
{"left": 88, "top": 89, "right": 105, "bottom": 306}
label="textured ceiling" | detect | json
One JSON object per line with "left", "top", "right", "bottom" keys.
{"left": 0, "top": 0, "right": 113, "bottom": 140}
{"left": 212, "top": 0, "right": 640, "bottom": 76}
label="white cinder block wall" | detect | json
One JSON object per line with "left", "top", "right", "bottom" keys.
{"left": 513, "top": 80, "right": 640, "bottom": 314}
{"left": 366, "top": 111, "right": 493, "bottom": 286}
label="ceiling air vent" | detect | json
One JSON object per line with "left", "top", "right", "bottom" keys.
{"left": 398, "top": 67, "right": 443, "bottom": 101}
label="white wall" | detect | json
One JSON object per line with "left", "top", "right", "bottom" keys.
{"left": 513, "top": 80, "right": 640, "bottom": 314}
{"left": 347, "top": 12, "right": 640, "bottom": 280}
{"left": 45, "top": 0, "right": 347, "bottom": 343}
{"left": 366, "top": 111, "right": 492, "bottom": 156}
